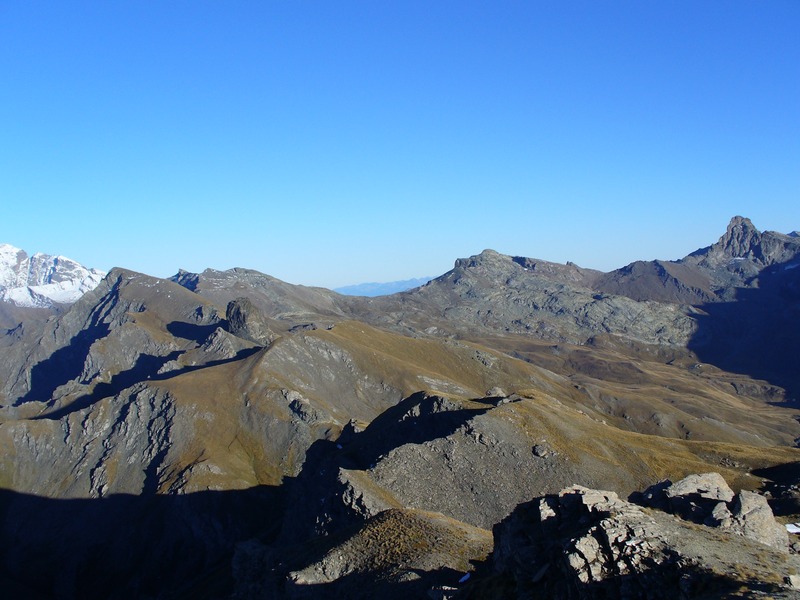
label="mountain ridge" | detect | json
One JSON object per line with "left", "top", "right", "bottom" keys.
{"left": 4, "top": 215, "right": 797, "bottom": 317}
{"left": 1, "top": 216, "right": 800, "bottom": 598}
{"left": 334, "top": 276, "right": 434, "bottom": 297}
{"left": 0, "top": 243, "right": 105, "bottom": 314}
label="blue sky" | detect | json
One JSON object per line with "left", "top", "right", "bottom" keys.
{"left": 1, "top": 2, "right": 798, "bottom": 288}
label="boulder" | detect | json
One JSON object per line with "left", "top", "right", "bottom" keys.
{"left": 637, "top": 473, "right": 735, "bottom": 523}
{"left": 665, "top": 472, "right": 735, "bottom": 503}
{"left": 728, "top": 491, "right": 789, "bottom": 551}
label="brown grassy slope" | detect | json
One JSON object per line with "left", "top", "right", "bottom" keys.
{"left": 285, "top": 508, "right": 492, "bottom": 599}
{"left": 31, "top": 317, "right": 797, "bottom": 498}
{"left": 499, "top": 393, "right": 799, "bottom": 493}
{"left": 146, "top": 321, "right": 551, "bottom": 491}
{"left": 154, "top": 347, "right": 352, "bottom": 490}
{"left": 469, "top": 331, "right": 800, "bottom": 447}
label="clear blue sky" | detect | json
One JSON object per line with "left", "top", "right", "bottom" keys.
{"left": 2, "top": 2, "right": 798, "bottom": 288}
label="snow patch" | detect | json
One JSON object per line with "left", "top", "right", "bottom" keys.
{"left": 0, "top": 243, "right": 105, "bottom": 308}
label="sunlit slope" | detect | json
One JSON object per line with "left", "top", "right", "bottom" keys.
{"left": 4, "top": 317, "right": 799, "bottom": 499}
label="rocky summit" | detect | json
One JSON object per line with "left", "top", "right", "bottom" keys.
{"left": 1, "top": 217, "right": 800, "bottom": 599}
{"left": 0, "top": 243, "right": 105, "bottom": 328}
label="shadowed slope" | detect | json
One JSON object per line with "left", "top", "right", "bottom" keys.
{"left": 0, "top": 485, "right": 280, "bottom": 600}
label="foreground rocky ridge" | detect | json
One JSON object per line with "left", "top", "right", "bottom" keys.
{"left": 1, "top": 217, "right": 799, "bottom": 598}
{"left": 481, "top": 474, "right": 799, "bottom": 600}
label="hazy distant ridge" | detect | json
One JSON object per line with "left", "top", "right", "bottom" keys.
{"left": 335, "top": 276, "right": 433, "bottom": 297}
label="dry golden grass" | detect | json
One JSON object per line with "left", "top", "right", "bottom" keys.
{"left": 291, "top": 507, "right": 492, "bottom": 583}
{"left": 103, "top": 318, "right": 800, "bottom": 497}
{"left": 155, "top": 358, "right": 292, "bottom": 489}
{"left": 506, "top": 391, "right": 800, "bottom": 493}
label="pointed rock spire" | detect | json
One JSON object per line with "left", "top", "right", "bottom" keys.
{"left": 717, "top": 216, "right": 762, "bottom": 258}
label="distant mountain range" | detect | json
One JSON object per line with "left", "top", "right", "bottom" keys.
{"left": 334, "top": 276, "right": 433, "bottom": 297}
{"left": 0, "top": 243, "right": 104, "bottom": 309}
{"left": 2, "top": 216, "right": 800, "bottom": 598}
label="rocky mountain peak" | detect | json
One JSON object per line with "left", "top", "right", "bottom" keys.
{"left": 683, "top": 216, "right": 800, "bottom": 279}
{"left": 3, "top": 220, "right": 800, "bottom": 598}
{"left": 717, "top": 215, "right": 762, "bottom": 258}
{"left": 453, "top": 248, "right": 510, "bottom": 271}
{"left": 0, "top": 243, "right": 105, "bottom": 309}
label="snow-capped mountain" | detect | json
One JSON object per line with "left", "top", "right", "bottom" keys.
{"left": 0, "top": 243, "right": 105, "bottom": 308}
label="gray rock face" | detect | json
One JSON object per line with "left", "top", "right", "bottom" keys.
{"left": 729, "top": 490, "right": 790, "bottom": 550}
{"left": 706, "top": 215, "right": 792, "bottom": 266}
{"left": 585, "top": 217, "right": 800, "bottom": 307}
{"left": 684, "top": 216, "right": 800, "bottom": 289}
{"left": 491, "top": 479, "right": 800, "bottom": 599}
{"left": 636, "top": 473, "right": 787, "bottom": 551}
{"left": 665, "top": 472, "right": 736, "bottom": 502}
{"left": 379, "top": 249, "right": 699, "bottom": 347}
{"left": 705, "top": 215, "right": 800, "bottom": 270}
{"left": 719, "top": 216, "right": 763, "bottom": 259}
{"left": 226, "top": 297, "right": 276, "bottom": 346}
{"left": 493, "top": 485, "right": 688, "bottom": 598}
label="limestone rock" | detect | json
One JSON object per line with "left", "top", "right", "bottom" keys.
{"left": 637, "top": 473, "right": 736, "bottom": 523}
{"left": 729, "top": 490, "right": 789, "bottom": 551}
{"left": 226, "top": 297, "right": 276, "bottom": 346}
{"left": 637, "top": 473, "right": 788, "bottom": 551}
{"left": 490, "top": 480, "right": 800, "bottom": 600}
{"left": 665, "top": 472, "right": 735, "bottom": 503}
{"left": 493, "top": 485, "right": 690, "bottom": 598}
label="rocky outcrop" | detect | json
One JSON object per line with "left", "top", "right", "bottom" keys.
{"left": 575, "top": 217, "right": 800, "bottom": 307}
{"left": 706, "top": 215, "right": 800, "bottom": 269}
{"left": 718, "top": 216, "right": 764, "bottom": 260}
{"left": 683, "top": 216, "right": 800, "bottom": 291}
{"left": 493, "top": 486, "right": 684, "bottom": 597}
{"left": 489, "top": 478, "right": 800, "bottom": 599}
{"left": 226, "top": 296, "right": 277, "bottom": 346}
{"left": 665, "top": 471, "right": 735, "bottom": 503}
{"left": 727, "top": 491, "right": 790, "bottom": 550}
{"left": 636, "top": 472, "right": 789, "bottom": 551}
{"left": 633, "top": 472, "right": 735, "bottom": 521}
